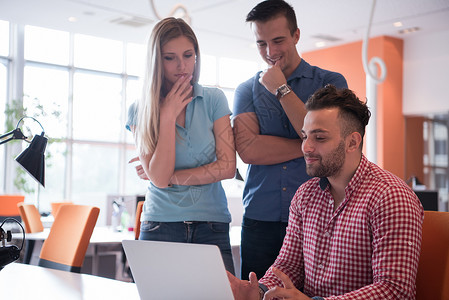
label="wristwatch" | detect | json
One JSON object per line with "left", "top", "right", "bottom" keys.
{"left": 275, "top": 84, "right": 292, "bottom": 100}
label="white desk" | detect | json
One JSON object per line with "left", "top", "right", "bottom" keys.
{"left": 0, "top": 263, "right": 139, "bottom": 299}
{"left": 15, "top": 226, "right": 242, "bottom": 279}
{"left": 14, "top": 226, "right": 135, "bottom": 279}
{"left": 21, "top": 226, "right": 135, "bottom": 243}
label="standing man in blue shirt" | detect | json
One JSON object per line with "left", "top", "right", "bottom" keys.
{"left": 232, "top": 0, "right": 348, "bottom": 280}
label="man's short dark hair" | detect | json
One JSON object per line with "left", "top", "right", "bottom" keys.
{"left": 246, "top": 0, "right": 298, "bottom": 36}
{"left": 306, "top": 85, "right": 371, "bottom": 140}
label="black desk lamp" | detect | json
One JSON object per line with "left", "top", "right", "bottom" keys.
{"left": 0, "top": 116, "right": 46, "bottom": 269}
{"left": 0, "top": 116, "right": 47, "bottom": 187}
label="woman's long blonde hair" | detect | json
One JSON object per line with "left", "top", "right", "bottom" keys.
{"left": 136, "top": 17, "right": 201, "bottom": 155}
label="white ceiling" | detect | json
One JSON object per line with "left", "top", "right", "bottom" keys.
{"left": 1, "top": 0, "right": 449, "bottom": 61}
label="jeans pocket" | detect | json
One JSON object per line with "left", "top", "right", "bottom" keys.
{"left": 242, "top": 217, "right": 259, "bottom": 229}
{"left": 207, "top": 222, "right": 229, "bottom": 233}
{"left": 140, "top": 221, "right": 161, "bottom": 232}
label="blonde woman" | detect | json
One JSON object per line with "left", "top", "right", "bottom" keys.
{"left": 126, "top": 17, "right": 236, "bottom": 274}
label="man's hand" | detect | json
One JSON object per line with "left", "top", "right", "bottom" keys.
{"left": 258, "top": 61, "right": 286, "bottom": 95}
{"left": 129, "top": 156, "right": 149, "bottom": 180}
{"left": 227, "top": 271, "right": 260, "bottom": 300}
{"left": 263, "top": 267, "right": 311, "bottom": 300}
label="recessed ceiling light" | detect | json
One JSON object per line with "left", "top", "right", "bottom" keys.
{"left": 68, "top": 17, "right": 78, "bottom": 22}
{"left": 393, "top": 21, "right": 403, "bottom": 27}
{"left": 311, "top": 34, "right": 341, "bottom": 42}
{"left": 315, "top": 41, "right": 326, "bottom": 48}
{"left": 399, "top": 27, "right": 420, "bottom": 34}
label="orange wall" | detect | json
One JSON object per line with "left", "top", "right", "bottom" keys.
{"left": 302, "top": 36, "right": 405, "bottom": 179}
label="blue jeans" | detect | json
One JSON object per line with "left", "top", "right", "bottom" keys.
{"left": 139, "top": 221, "right": 235, "bottom": 275}
{"left": 240, "top": 217, "right": 287, "bottom": 280}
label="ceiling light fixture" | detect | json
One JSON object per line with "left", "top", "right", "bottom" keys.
{"left": 393, "top": 21, "right": 403, "bottom": 27}
{"left": 399, "top": 27, "right": 420, "bottom": 34}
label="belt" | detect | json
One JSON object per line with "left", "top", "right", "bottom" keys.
{"left": 183, "top": 221, "right": 208, "bottom": 224}
{"left": 142, "top": 221, "right": 207, "bottom": 225}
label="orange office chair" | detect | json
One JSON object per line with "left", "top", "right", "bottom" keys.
{"left": 415, "top": 211, "right": 449, "bottom": 300}
{"left": 38, "top": 204, "right": 100, "bottom": 273}
{"left": 50, "top": 201, "right": 73, "bottom": 218}
{"left": 17, "top": 203, "right": 44, "bottom": 234}
{"left": 17, "top": 203, "right": 44, "bottom": 264}
{"left": 134, "top": 201, "right": 144, "bottom": 240}
{"left": 0, "top": 195, "right": 25, "bottom": 222}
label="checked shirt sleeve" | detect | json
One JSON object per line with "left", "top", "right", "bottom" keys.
{"left": 259, "top": 189, "right": 306, "bottom": 291}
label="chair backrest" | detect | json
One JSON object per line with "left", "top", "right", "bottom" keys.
{"left": 38, "top": 204, "right": 100, "bottom": 273}
{"left": 134, "top": 201, "right": 144, "bottom": 240}
{"left": 0, "top": 195, "right": 25, "bottom": 221}
{"left": 416, "top": 211, "right": 449, "bottom": 300}
{"left": 17, "top": 203, "right": 44, "bottom": 233}
{"left": 50, "top": 201, "right": 73, "bottom": 218}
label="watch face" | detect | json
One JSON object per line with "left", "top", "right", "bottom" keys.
{"left": 276, "top": 84, "right": 291, "bottom": 100}
{"left": 279, "top": 85, "right": 289, "bottom": 94}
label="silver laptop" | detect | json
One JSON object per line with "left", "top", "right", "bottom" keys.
{"left": 122, "top": 240, "right": 234, "bottom": 300}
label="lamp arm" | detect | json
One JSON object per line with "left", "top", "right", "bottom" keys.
{"left": 1, "top": 116, "right": 45, "bottom": 145}
{"left": 0, "top": 128, "right": 27, "bottom": 145}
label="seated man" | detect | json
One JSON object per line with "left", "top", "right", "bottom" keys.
{"left": 228, "top": 85, "right": 424, "bottom": 300}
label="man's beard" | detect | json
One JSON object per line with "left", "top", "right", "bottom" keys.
{"left": 306, "top": 140, "right": 345, "bottom": 178}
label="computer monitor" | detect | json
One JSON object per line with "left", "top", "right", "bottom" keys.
{"left": 414, "top": 190, "right": 439, "bottom": 211}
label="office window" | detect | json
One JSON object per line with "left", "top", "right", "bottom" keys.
{"left": 73, "top": 71, "right": 122, "bottom": 142}
{"left": 0, "top": 63, "right": 6, "bottom": 133}
{"left": 23, "top": 65, "right": 68, "bottom": 138}
{"left": 24, "top": 26, "right": 69, "bottom": 65}
{"left": 125, "top": 78, "right": 141, "bottom": 143}
{"left": 199, "top": 54, "right": 217, "bottom": 86}
{"left": 218, "top": 57, "right": 258, "bottom": 88}
{"left": 0, "top": 63, "right": 6, "bottom": 189}
{"left": 71, "top": 143, "right": 120, "bottom": 204}
{"left": 125, "top": 146, "right": 147, "bottom": 195}
{"left": 0, "top": 20, "right": 8, "bottom": 56}
{"left": 127, "top": 42, "right": 146, "bottom": 77}
{"left": 37, "top": 142, "right": 67, "bottom": 212}
{"left": 22, "top": 65, "right": 68, "bottom": 208}
{"left": 74, "top": 34, "right": 123, "bottom": 73}
{"left": 221, "top": 88, "right": 234, "bottom": 112}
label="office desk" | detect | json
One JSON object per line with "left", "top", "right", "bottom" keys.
{"left": 0, "top": 263, "right": 139, "bottom": 299}
{"left": 21, "top": 226, "right": 135, "bottom": 243}
{"left": 14, "top": 226, "right": 135, "bottom": 278}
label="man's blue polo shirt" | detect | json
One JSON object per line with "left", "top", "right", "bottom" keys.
{"left": 232, "top": 59, "right": 347, "bottom": 222}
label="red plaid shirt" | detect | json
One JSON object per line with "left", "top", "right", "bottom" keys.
{"left": 260, "top": 155, "right": 424, "bottom": 299}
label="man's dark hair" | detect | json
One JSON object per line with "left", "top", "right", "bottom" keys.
{"left": 246, "top": 0, "right": 298, "bottom": 36}
{"left": 306, "top": 84, "right": 371, "bottom": 141}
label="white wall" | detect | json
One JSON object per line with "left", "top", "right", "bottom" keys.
{"left": 403, "top": 29, "right": 449, "bottom": 116}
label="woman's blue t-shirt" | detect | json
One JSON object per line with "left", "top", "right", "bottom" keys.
{"left": 126, "top": 83, "right": 232, "bottom": 223}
